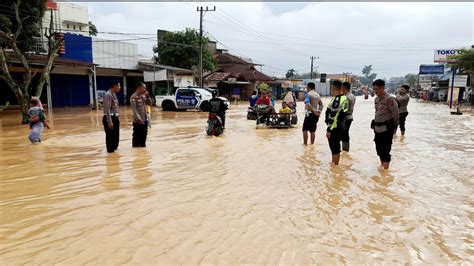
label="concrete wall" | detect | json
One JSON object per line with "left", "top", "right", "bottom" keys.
{"left": 93, "top": 39, "right": 139, "bottom": 70}
{"left": 42, "top": 3, "right": 89, "bottom": 36}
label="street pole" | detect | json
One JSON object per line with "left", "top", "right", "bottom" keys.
{"left": 310, "top": 56, "right": 318, "bottom": 80}
{"left": 449, "top": 67, "right": 455, "bottom": 109}
{"left": 93, "top": 65, "right": 98, "bottom": 111}
{"left": 197, "top": 6, "right": 216, "bottom": 88}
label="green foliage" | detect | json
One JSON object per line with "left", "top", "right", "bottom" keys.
{"left": 257, "top": 82, "right": 270, "bottom": 91}
{"left": 404, "top": 74, "right": 418, "bottom": 88}
{"left": 295, "top": 72, "right": 313, "bottom": 79}
{"left": 88, "top": 21, "right": 98, "bottom": 36}
{"left": 360, "top": 65, "right": 377, "bottom": 85}
{"left": 362, "top": 65, "right": 372, "bottom": 76}
{"left": 153, "top": 28, "right": 216, "bottom": 71}
{"left": 285, "top": 69, "right": 296, "bottom": 78}
{"left": 0, "top": 0, "right": 45, "bottom": 52}
{"left": 285, "top": 69, "right": 315, "bottom": 80}
{"left": 451, "top": 49, "right": 474, "bottom": 74}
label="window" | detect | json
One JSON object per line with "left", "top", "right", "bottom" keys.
{"left": 73, "top": 25, "right": 76, "bottom": 30}
{"left": 66, "top": 24, "right": 69, "bottom": 29}
{"left": 177, "top": 90, "right": 189, "bottom": 97}
{"left": 79, "top": 26, "right": 82, "bottom": 31}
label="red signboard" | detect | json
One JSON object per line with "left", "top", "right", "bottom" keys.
{"left": 45, "top": 0, "right": 58, "bottom": 10}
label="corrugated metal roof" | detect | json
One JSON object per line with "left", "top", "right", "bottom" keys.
{"left": 138, "top": 62, "right": 193, "bottom": 73}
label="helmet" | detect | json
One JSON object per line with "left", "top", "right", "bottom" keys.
{"left": 212, "top": 90, "right": 218, "bottom": 97}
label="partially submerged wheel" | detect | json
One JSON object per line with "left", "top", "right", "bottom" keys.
{"left": 162, "top": 101, "right": 175, "bottom": 111}
{"left": 201, "top": 102, "right": 211, "bottom": 112}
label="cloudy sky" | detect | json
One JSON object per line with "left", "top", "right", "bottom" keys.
{"left": 78, "top": 2, "right": 473, "bottom": 79}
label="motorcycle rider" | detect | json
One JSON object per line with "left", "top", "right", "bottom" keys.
{"left": 209, "top": 90, "right": 228, "bottom": 128}
{"left": 249, "top": 90, "right": 259, "bottom": 107}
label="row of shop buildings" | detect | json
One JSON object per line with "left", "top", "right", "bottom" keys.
{"left": 1, "top": 2, "right": 355, "bottom": 109}
{"left": 416, "top": 48, "right": 473, "bottom": 105}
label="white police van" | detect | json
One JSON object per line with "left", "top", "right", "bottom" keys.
{"left": 155, "top": 86, "right": 229, "bottom": 111}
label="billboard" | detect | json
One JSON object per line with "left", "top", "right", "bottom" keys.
{"left": 450, "top": 75, "right": 468, "bottom": 87}
{"left": 434, "top": 49, "right": 464, "bottom": 63}
{"left": 419, "top": 64, "right": 444, "bottom": 75}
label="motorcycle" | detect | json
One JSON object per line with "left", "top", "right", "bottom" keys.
{"left": 247, "top": 106, "right": 258, "bottom": 120}
{"left": 289, "top": 102, "right": 298, "bottom": 125}
{"left": 255, "top": 105, "right": 293, "bottom": 128}
{"left": 207, "top": 112, "right": 224, "bottom": 136}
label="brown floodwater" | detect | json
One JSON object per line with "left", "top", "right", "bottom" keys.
{"left": 0, "top": 98, "right": 473, "bottom": 264}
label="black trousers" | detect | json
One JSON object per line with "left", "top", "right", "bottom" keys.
{"left": 399, "top": 112, "right": 408, "bottom": 132}
{"left": 103, "top": 115, "right": 120, "bottom": 153}
{"left": 133, "top": 121, "right": 148, "bottom": 147}
{"left": 374, "top": 131, "right": 393, "bottom": 162}
{"left": 328, "top": 127, "right": 343, "bottom": 155}
{"left": 341, "top": 119, "right": 353, "bottom": 143}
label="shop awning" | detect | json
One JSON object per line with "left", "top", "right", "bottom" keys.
{"left": 222, "top": 81, "right": 251, "bottom": 85}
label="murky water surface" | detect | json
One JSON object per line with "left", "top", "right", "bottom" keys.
{"left": 0, "top": 98, "right": 473, "bottom": 264}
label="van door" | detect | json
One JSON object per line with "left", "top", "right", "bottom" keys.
{"left": 176, "top": 89, "right": 200, "bottom": 108}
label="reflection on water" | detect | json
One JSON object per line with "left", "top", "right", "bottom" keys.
{"left": 0, "top": 100, "right": 473, "bottom": 264}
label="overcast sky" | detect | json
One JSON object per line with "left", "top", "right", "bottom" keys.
{"left": 78, "top": 2, "right": 473, "bottom": 79}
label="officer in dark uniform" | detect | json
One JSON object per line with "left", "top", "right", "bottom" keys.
{"left": 372, "top": 79, "right": 399, "bottom": 169}
{"left": 325, "top": 80, "right": 349, "bottom": 165}
{"left": 103, "top": 81, "right": 121, "bottom": 153}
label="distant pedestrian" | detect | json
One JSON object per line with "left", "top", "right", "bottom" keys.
{"left": 103, "top": 81, "right": 121, "bottom": 153}
{"left": 371, "top": 79, "right": 399, "bottom": 169}
{"left": 268, "top": 91, "right": 275, "bottom": 107}
{"left": 249, "top": 91, "right": 259, "bottom": 107}
{"left": 302, "top": 82, "right": 324, "bottom": 145}
{"left": 283, "top": 88, "right": 295, "bottom": 108}
{"left": 131, "top": 82, "right": 152, "bottom": 147}
{"left": 27, "top": 97, "right": 50, "bottom": 144}
{"left": 341, "top": 82, "right": 356, "bottom": 152}
{"left": 146, "top": 99, "right": 152, "bottom": 129}
{"left": 325, "top": 80, "right": 349, "bottom": 165}
{"left": 396, "top": 85, "right": 410, "bottom": 135}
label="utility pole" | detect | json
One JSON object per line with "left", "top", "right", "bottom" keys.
{"left": 197, "top": 6, "right": 216, "bottom": 88}
{"left": 310, "top": 56, "right": 319, "bottom": 80}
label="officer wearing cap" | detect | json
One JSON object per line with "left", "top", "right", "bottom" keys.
{"left": 372, "top": 79, "right": 399, "bottom": 169}
{"left": 341, "top": 81, "right": 356, "bottom": 152}
{"left": 103, "top": 81, "right": 121, "bottom": 153}
{"left": 130, "top": 82, "right": 152, "bottom": 147}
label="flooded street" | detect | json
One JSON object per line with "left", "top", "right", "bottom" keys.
{"left": 0, "top": 97, "right": 473, "bottom": 264}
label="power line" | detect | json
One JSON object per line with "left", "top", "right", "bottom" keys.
{"left": 206, "top": 5, "right": 471, "bottom": 48}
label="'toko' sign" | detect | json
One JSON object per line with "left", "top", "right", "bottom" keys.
{"left": 434, "top": 49, "right": 464, "bottom": 63}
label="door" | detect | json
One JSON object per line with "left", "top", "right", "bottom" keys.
{"left": 176, "top": 89, "right": 200, "bottom": 108}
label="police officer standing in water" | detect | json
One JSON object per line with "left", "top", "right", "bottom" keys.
{"left": 341, "top": 81, "right": 356, "bottom": 152}
{"left": 302, "top": 82, "right": 324, "bottom": 145}
{"left": 130, "top": 82, "right": 152, "bottom": 148}
{"left": 325, "top": 80, "right": 349, "bottom": 165}
{"left": 396, "top": 85, "right": 410, "bottom": 136}
{"left": 103, "top": 81, "right": 121, "bottom": 153}
{"left": 372, "top": 79, "right": 399, "bottom": 169}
